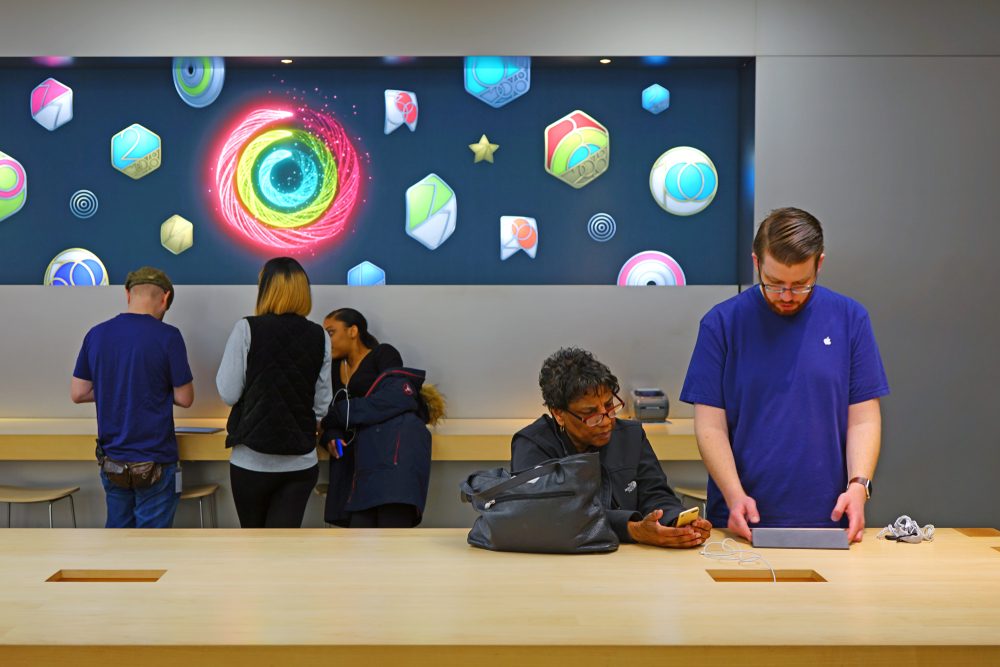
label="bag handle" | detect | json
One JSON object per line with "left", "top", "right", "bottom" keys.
{"left": 463, "top": 459, "right": 567, "bottom": 502}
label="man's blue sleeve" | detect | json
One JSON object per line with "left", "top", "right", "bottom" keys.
{"left": 72, "top": 332, "right": 92, "bottom": 381}
{"left": 167, "top": 329, "right": 194, "bottom": 388}
{"left": 849, "top": 312, "right": 890, "bottom": 404}
{"left": 679, "top": 315, "right": 726, "bottom": 408}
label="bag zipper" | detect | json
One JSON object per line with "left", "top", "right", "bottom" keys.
{"left": 483, "top": 490, "right": 573, "bottom": 509}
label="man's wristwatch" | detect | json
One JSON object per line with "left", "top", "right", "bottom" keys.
{"left": 848, "top": 476, "right": 872, "bottom": 500}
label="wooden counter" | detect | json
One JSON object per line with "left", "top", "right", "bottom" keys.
{"left": 0, "top": 418, "right": 700, "bottom": 462}
{"left": 0, "top": 527, "right": 998, "bottom": 665}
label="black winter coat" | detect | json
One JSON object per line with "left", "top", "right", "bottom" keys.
{"left": 511, "top": 415, "right": 685, "bottom": 542}
{"left": 321, "top": 368, "right": 431, "bottom": 526}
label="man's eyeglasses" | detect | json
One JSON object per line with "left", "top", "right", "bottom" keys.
{"left": 761, "top": 283, "right": 815, "bottom": 295}
{"left": 563, "top": 395, "right": 625, "bottom": 428}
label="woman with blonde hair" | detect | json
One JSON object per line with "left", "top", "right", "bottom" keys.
{"left": 217, "top": 257, "right": 331, "bottom": 527}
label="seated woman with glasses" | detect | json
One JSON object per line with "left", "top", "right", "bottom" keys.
{"left": 511, "top": 347, "right": 712, "bottom": 548}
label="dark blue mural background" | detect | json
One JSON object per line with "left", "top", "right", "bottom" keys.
{"left": 0, "top": 57, "right": 754, "bottom": 285}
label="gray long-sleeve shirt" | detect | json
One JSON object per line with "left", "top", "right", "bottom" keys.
{"left": 216, "top": 319, "right": 332, "bottom": 472}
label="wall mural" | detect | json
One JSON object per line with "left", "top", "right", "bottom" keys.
{"left": 0, "top": 56, "right": 754, "bottom": 286}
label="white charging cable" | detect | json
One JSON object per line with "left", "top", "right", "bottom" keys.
{"left": 875, "top": 515, "right": 934, "bottom": 543}
{"left": 331, "top": 387, "right": 356, "bottom": 446}
{"left": 699, "top": 538, "right": 777, "bottom": 583}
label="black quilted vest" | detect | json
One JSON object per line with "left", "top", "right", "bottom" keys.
{"left": 225, "top": 314, "right": 325, "bottom": 455}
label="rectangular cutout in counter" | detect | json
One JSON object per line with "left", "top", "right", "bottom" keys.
{"left": 47, "top": 569, "right": 165, "bottom": 583}
{"left": 707, "top": 569, "right": 826, "bottom": 583}
{"left": 956, "top": 528, "right": 1000, "bottom": 537}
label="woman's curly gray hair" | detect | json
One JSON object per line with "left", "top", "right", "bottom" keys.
{"left": 539, "top": 347, "right": 620, "bottom": 410}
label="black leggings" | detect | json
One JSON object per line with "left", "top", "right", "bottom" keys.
{"left": 230, "top": 464, "right": 319, "bottom": 528}
{"left": 348, "top": 503, "right": 419, "bottom": 528}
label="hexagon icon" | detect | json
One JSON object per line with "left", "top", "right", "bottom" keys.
{"left": 405, "top": 173, "right": 457, "bottom": 250}
{"left": 642, "top": 84, "right": 670, "bottom": 114}
{"left": 160, "top": 214, "right": 193, "bottom": 254}
{"left": 464, "top": 56, "right": 531, "bottom": 108}
{"left": 347, "top": 261, "right": 386, "bottom": 286}
{"left": 111, "top": 123, "right": 161, "bottom": 179}
{"left": 543, "top": 110, "right": 609, "bottom": 189}
{"left": 31, "top": 78, "right": 73, "bottom": 131}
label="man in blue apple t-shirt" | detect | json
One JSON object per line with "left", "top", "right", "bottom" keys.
{"left": 71, "top": 266, "right": 194, "bottom": 528}
{"left": 680, "top": 207, "right": 889, "bottom": 543}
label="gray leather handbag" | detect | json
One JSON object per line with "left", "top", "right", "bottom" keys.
{"left": 459, "top": 452, "right": 619, "bottom": 554}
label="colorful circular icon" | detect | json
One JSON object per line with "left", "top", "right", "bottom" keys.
{"left": 0, "top": 151, "right": 27, "bottom": 223}
{"left": 587, "top": 212, "right": 616, "bottom": 242}
{"left": 617, "top": 251, "right": 686, "bottom": 286}
{"left": 69, "top": 189, "right": 98, "bottom": 219}
{"left": 649, "top": 146, "right": 718, "bottom": 216}
{"left": 212, "top": 105, "right": 362, "bottom": 251}
{"left": 43, "top": 248, "right": 109, "bottom": 286}
{"left": 173, "top": 57, "right": 225, "bottom": 108}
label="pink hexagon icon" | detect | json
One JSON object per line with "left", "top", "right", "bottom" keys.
{"left": 31, "top": 78, "right": 73, "bottom": 131}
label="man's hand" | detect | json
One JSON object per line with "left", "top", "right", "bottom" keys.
{"left": 726, "top": 494, "right": 760, "bottom": 541}
{"left": 831, "top": 484, "right": 867, "bottom": 542}
{"left": 627, "top": 509, "right": 712, "bottom": 548}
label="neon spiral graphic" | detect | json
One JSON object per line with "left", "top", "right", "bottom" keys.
{"left": 587, "top": 212, "right": 616, "bottom": 242}
{"left": 212, "top": 106, "right": 361, "bottom": 251}
{"left": 69, "top": 189, "right": 98, "bottom": 219}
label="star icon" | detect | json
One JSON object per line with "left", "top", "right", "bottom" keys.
{"left": 468, "top": 134, "right": 499, "bottom": 163}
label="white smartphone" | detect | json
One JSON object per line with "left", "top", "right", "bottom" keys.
{"left": 675, "top": 506, "right": 700, "bottom": 528}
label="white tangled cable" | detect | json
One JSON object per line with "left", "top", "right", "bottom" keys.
{"left": 699, "top": 538, "right": 777, "bottom": 583}
{"left": 875, "top": 515, "right": 935, "bottom": 543}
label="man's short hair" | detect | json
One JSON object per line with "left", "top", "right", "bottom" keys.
{"left": 752, "top": 207, "right": 824, "bottom": 266}
{"left": 125, "top": 266, "right": 174, "bottom": 309}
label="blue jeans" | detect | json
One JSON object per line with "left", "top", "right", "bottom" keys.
{"left": 101, "top": 463, "right": 180, "bottom": 528}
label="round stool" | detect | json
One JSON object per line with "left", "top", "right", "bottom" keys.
{"left": 180, "top": 484, "right": 219, "bottom": 528}
{"left": 0, "top": 485, "right": 79, "bottom": 528}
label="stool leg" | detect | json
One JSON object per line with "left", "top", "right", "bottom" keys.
{"left": 197, "top": 498, "right": 205, "bottom": 529}
{"left": 48, "top": 502, "right": 54, "bottom": 528}
{"left": 5, "top": 502, "right": 9, "bottom": 529}
{"left": 68, "top": 495, "right": 77, "bottom": 528}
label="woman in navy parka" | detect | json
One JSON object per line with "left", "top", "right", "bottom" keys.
{"left": 320, "top": 308, "right": 433, "bottom": 527}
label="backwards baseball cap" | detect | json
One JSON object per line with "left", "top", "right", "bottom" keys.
{"left": 124, "top": 266, "right": 175, "bottom": 309}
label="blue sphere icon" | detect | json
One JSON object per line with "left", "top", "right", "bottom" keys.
{"left": 649, "top": 146, "right": 718, "bottom": 216}
{"left": 43, "top": 248, "right": 109, "bottom": 286}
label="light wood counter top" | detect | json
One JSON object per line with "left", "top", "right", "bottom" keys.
{"left": 0, "top": 527, "right": 998, "bottom": 665}
{"left": 0, "top": 418, "right": 699, "bottom": 462}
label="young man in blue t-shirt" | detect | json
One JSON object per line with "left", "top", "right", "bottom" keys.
{"left": 71, "top": 267, "right": 194, "bottom": 528}
{"left": 680, "top": 208, "right": 889, "bottom": 543}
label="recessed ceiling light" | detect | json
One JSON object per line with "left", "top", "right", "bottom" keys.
{"left": 599, "top": 58, "right": 611, "bottom": 64}
{"left": 280, "top": 59, "right": 293, "bottom": 64}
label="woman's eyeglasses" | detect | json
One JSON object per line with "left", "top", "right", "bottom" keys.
{"left": 563, "top": 395, "right": 625, "bottom": 428}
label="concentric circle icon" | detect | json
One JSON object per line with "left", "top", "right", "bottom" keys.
{"left": 617, "top": 251, "right": 686, "bottom": 286}
{"left": 43, "top": 248, "right": 109, "bottom": 286}
{"left": 649, "top": 146, "right": 718, "bottom": 216}
{"left": 212, "top": 106, "right": 362, "bottom": 251}
{"left": 69, "top": 189, "right": 98, "bottom": 219}
{"left": 587, "top": 212, "right": 616, "bottom": 242}
{"left": 173, "top": 57, "right": 225, "bottom": 108}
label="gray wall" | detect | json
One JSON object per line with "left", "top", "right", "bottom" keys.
{"left": 1, "top": 0, "right": 998, "bottom": 528}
